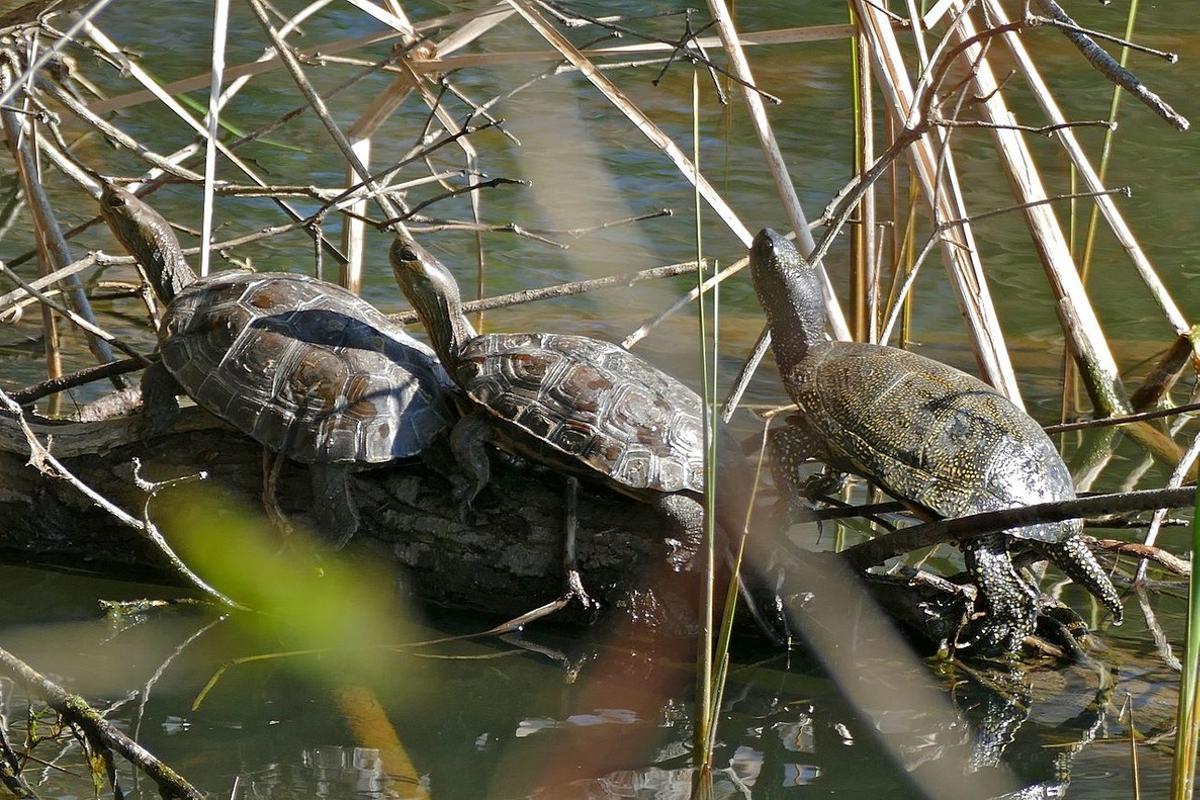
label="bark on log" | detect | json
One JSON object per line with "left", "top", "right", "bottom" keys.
{"left": 0, "top": 403, "right": 968, "bottom": 647}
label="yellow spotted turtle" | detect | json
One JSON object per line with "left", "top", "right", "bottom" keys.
{"left": 748, "top": 227, "right": 1122, "bottom": 654}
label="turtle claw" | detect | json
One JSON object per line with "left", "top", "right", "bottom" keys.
{"left": 957, "top": 612, "right": 1035, "bottom": 659}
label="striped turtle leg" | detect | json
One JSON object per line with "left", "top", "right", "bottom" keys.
{"left": 310, "top": 463, "right": 359, "bottom": 549}
{"left": 1040, "top": 535, "right": 1123, "bottom": 626}
{"left": 654, "top": 493, "right": 791, "bottom": 647}
{"left": 961, "top": 533, "right": 1039, "bottom": 655}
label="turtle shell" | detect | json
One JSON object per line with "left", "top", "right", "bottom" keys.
{"left": 455, "top": 332, "right": 705, "bottom": 494}
{"left": 787, "top": 341, "right": 1076, "bottom": 543}
{"left": 160, "top": 271, "right": 454, "bottom": 464}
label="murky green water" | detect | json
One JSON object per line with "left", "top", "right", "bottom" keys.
{"left": 1, "top": 1, "right": 1198, "bottom": 797}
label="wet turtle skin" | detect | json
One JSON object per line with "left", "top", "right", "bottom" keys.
{"left": 162, "top": 271, "right": 453, "bottom": 464}
{"left": 749, "top": 227, "right": 1122, "bottom": 655}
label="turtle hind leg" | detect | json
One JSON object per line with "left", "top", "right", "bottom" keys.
{"left": 309, "top": 463, "right": 359, "bottom": 549}
{"left": 653, "top": 493, "right": 792, "bottom": 648}
{"left": 140, "top": 362, "right": 181, "bottom": 439}
{"left": 961, "top": 533, "right": 1039, "bottom": 656}
{"left": 448, "top": 410, "right": 493, "bottom": 515}
{"left": 1041, "top": 534, "right": 1124, "bottom": 625}
{"left": 560, "top": 476, "right": 596, "bottom": 614}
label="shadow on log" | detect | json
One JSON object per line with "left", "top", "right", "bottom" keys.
{"left": 0, "top": 403, "right": 972, "bottom": 648}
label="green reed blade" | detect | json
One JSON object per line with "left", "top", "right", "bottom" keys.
{"left": 691, "top": 66, "right": 715, "bottom": 768}
{"left": 1170, "top": 480, "right": 1200, "bottom": 799}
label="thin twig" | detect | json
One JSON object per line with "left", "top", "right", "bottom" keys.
{"left": 0, "top": 388, "right": 241, "bottom": 609}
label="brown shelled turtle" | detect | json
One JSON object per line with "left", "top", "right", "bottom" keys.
{"left": 748, "top": 227, "right": 1122, "bottom": 655}
{"left": 388, "top": 236, "right": 787, "bottom": 643}
{"left": 99, "top": 185, "right": 454, "bottom": 544}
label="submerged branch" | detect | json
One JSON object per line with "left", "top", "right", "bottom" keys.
{"left": 0, "top": 644, "right": 204, "bottom": 800}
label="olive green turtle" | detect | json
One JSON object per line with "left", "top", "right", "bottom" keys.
{"left": 749, "top": 227, "right": 1121, "bottom": 654}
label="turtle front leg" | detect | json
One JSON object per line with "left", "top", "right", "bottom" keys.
{"left": 448, "top": 410, "right": 493, "bottom": 513}
{"left": 140, "top": 361, "right": 181, "bottom": 439}
{"left": 1039, "top": 534, "right": 1124, "bottom": 626}
{"left": 768, "top": 422, "right": 844, "bottom": 508}
{"left": 960, "top": 533, "right": 1039, "bottom": 656}
{"left": 309, "top": 463, "right": 359, "bottom": 549}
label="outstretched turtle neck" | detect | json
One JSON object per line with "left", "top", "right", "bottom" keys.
{"left": 99, "top": 184, "right": 196, "bottom": 305}
{"left": 748, "top": 228, "right": 827, "bottom": 374}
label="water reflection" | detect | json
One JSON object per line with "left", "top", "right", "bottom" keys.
{"left": 0, "top": 568, "right": 1144, "bottom": 799}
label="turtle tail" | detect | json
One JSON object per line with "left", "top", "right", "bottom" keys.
{"left": 1044, "top": 535, "right": 1123, "bottom": 625}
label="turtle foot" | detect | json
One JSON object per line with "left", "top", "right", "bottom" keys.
{"left": 1043, "top": 535, "right": 1124, "bottom": 626}
{"left": 450, "top": 476, "right": 484, "bottom": 521}
{"left": 958, "top": 614, "right": 1033, "bottom": 659}
{"left": 1034, "top": 602, "right": 1094, "bottom": 663}
{"left": 565, "top": 567, "right": 600, "bottom": 622}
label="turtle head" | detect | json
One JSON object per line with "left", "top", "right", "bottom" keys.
{"left": 749, "top": 228, "right": 827, "bottom": 362}
{"left": 389, "top": 235, "right": 477, "bottom": 365}
{"left": 99, "top": 183, "right": 195, "bottom": 306}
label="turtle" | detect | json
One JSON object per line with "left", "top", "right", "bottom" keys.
{"left": 388, "top": 235, "right": 788, "bottom": 643}
{"left": 747, "top": 227, "right": 1122, "bottom": 655}
{"left": 98, "top": 185, "right": 455, "bottom": 545}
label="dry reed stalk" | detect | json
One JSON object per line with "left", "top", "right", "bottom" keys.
{"left": 507, "top": 0, "right": 834, "bottom": 368}
{"left": 337, "top": 6, "right": 513, "bottom": 292}
{"left": 336, "top": 0, "right": 417, "bottom": 292}
{"left": 704, "top": 0, "right": 850, "bottom": 340}
{"left": 852, "top": 0, "right": 1023, "bottom": 405}
{"left": 37, "top": 81, "right": 205, "bottom": 181}
{"left": 944, "top": 8, "right": 1130, "bottom": 416}
{"left": 247, "top": 0, "right": 406, "bottom": 233}
{"left": 199, "top": 0, "right": 230, "bottom": 277}
{"left": 0, "top": 70, "right": 119, "bottom": 386}
{"left": 853, "top": 13, "right": 878, "bottom": 342}
{"left": 505, "top": 0, "right": 749, "bottom": 248}
{"left": 0, "top": 252, "right": 137, "bottom": 314}
{"left": 88, "top": 21, "right": 864, "bottom": 117}
{"left": 1136, "top": 432, "right": 1200, "bottom": 583}
{"left": 982, "top": 0, "right": 1192, "bottom": 344}
{"left": 82, "top": 19, "right": 350, "bottom": 264}
{"left": 341, "top": 76, "right": 418, "bottom": 291}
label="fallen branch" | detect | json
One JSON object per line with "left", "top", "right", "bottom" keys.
{"left": 841, "top": 486, "right": 1196, "bottom": 569}
{"left": 0, "top": 388, "right": 240, "bottom": 608}
{"left": 1033, "top": 0, "right": 1188, "bottom": 131}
